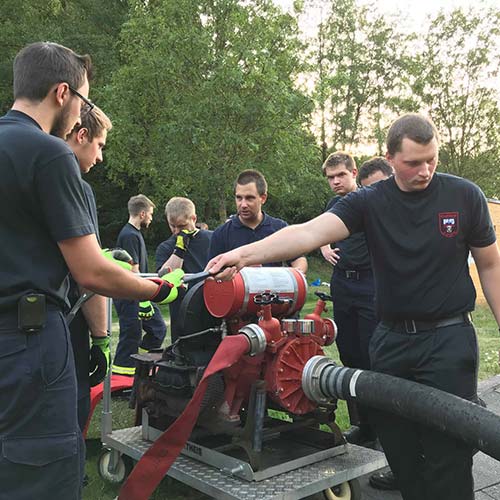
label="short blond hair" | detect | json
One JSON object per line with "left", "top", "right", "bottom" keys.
{"left": 165, "top": 197, "right": 196, "bottom": 221}
{"left": 70, "top": 105, "right": 112, "bottom": 141}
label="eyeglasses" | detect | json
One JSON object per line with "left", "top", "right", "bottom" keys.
{"left": 68, "top": 86, "right": 94, "bottom": 116}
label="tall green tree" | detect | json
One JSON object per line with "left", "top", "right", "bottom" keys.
{"left": 410, "top": 7, "right": 500, "bottom": 195}
{"left": 309, "top": 0, "right": 409, "bottom": 155}
{"left": 0, "top": 0, "right": 128, "bottom": 112}
{"left": 104, "top": 0, "right": 324, "bottom": 234}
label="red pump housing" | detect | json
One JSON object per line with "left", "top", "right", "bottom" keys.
{"left": 203, "top": 268, "right": 336, "bottom": 417}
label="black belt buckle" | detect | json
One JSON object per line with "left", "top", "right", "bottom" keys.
{"left": 18, "top": 293, "right": 46, "bottom": 333}
{"left": 345, "top": 270, "right": 359, "bottom": 280}
{"left": 404, "top": 319, "right": 417, "bottom": 334}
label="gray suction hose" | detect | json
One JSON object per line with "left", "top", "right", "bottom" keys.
{"left": 302, "top": 355, "right": 500, "bottom": 461}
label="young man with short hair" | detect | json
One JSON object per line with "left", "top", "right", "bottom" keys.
{"left": 155, "top": 197, "right": 212, "bottom": 340}
{"left": 208, "top": 169, "right": 307, "bottom": 273}
{"left": 66, "top": 105, "right": 113, "bottom": 432}
{"left": 320, "top": 153, "right": 392, "bottom": 452}
{"left": 112, "top": 195, "right": 167, "bottom": 375}
{"left": 358, "top": 156, "right": 394, "bottom": 186}
{"left": 207, "top": 114, "right": 500, "bottom": 500}
{"left": 0, "top": 41, "right": 181, "bottom": 500}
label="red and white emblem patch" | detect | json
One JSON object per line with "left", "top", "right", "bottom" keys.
{"left": 439, "top": 212, "right": 459, "bottom": 238}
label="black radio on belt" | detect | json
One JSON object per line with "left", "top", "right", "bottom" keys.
{"left": 18, "top": 293, "right": 46, "bottom": 332}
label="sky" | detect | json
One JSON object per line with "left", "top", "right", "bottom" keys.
{"left": 273, "top": 0, "right": 499, "bottom": 32}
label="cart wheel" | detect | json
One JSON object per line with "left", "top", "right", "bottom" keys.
{"left": 97, "top": 447, "right": 131, "bottom": 484}
{"left": 304, "top": 478, "right": 362, "bottom": 500}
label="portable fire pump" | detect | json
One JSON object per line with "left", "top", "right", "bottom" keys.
{"left": 131, "top": 267, "right": 343, "bottom": 479}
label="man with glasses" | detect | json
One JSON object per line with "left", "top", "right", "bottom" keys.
{"left": 0, "top": 42, "right": 183, "bottom": 500}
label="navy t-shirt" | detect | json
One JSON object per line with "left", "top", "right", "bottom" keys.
{"left": 117, "top": 223, "right": 148, "bottom": 273}
{"left": 326, "top": 195, "right": 371, "bottom": 271}
{"left": 155, "top": 229, "right": 212, "bottom": 338}
{"left": 329, "top": 173, "right": 495, "bottom": 320}
{"left": 68, "top": 180, "right": 101, "bottom": 305}
{"left": 0, "top": 110, "right": 94, "bottom": 311}
{"left": 208, "top": 212, "right": 298, "bottom": 266}
{"left": 155, "top": 229, "right": 212, "bottom": 274}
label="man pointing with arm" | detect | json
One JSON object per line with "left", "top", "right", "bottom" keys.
{"left": 208, "top": 114, "right": 500, "bottom": 500}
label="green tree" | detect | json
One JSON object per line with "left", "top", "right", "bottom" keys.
{"left": 410, "top": 7, "right": 500, "bottom": 194}
{"left": 104, "top": 0, "right": 323, "bottom": 235}
{"left": 0, "top": 0, "right": 128, "bottom": 112}
{"left": 309, "top": 0, "right": 410, "bottom": 155}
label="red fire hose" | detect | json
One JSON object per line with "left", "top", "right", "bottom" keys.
{"left": 118, "top": 334, "right": 250, "bottom": 500}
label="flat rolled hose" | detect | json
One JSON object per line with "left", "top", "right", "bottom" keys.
{"left": 302, "top": 356, "right": 500, "bottom": 461}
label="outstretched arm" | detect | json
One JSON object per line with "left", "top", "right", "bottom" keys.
{"left": 206, "top": 212, "right": 349, "bottom": 278}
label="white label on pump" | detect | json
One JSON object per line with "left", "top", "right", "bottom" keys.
{"left": 241, "top": 267, "right": 295, "bottom": 294}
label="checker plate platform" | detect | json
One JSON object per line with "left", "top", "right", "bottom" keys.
{"left": 103, "top": 426, "right": 387, "bottom": 499}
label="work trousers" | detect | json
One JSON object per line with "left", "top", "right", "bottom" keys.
{"left": 331, "top": 270, "right": 377, "bottom": 431}
{"left": 369, "top": 319, "right": 477, "bottom": 500}
{"left": 69, "top": 309, "right": 91, "bottom": 432}
{"left": 113, "top": 299, "right": 166, "bottom": 370}
{"left": 0, "top": 307, "right": 84, "bottom": 500}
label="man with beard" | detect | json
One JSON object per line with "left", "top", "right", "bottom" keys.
{"left": 112, "top": 195, "right": 167, "bottom": 376}
{"left": 0, "top": 42, "right": 184, "bottom": 500}
{"left": 66, "top": 106, "right": 113, "bottom": 433}
{"left": 207, "top": 114, "right": 500, "bottom": 500}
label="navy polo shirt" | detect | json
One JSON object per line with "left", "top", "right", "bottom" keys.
{"left": 0, "top": 110, "right": 94, "bottom": 311}
{"left": 208, "top": 212, "right": 297, "bottom": 266}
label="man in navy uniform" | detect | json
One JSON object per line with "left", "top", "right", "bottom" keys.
{"left": 112, "top": 195, "right": 167, "bottom": 376}
{"left": 208, "top": 169, "right": 307, "bottom": 273}
{"left": 320, "top": 153, "right": 392, "bottom": 449}
{"left": 207, "top": 114, "right": 500, "bottom": 500}
{"left": 0, "top": 42, "right": 182, "bottom": 500}
{"left": 66, "top": 105, "right": 113, "bottom": 432}
{"left": 156, "top": 197, "right": 212, "bottom": 341}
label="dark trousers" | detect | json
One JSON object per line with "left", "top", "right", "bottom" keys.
{"left": 113, "top": 299, "right": 166, "bottom": 369}
{"left": 369, "top": 320, "right": 477, "bottom": 500}
{"left": 0, "top": 308, "right": 84, "bottom": 500}
{"left": 69, "top": 310, "right": 91, "bottom": 432}
{"left": 331, "top": 271, "right": 377, "bottom": 430}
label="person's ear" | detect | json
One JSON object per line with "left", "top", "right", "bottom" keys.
{"left": 76, "top": 128, "right": 88, "bottom": 144}
{"left": 53, "top": 82, "right": 70, "bottom": 107}
{"left": 260, "top": 193, "right": 268, "bottom": 205}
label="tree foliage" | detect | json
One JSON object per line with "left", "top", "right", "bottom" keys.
{"left": 309, "top": 0, "right": 410, "bottom": 156}
{"left": 409, "top": 8, "right": 500, "bottom": 195}
{"left": 104, "top": 0, "right": 325, "bottom": 239}
{"left": 1, "top": 0, "right": 500, "bottom": 246}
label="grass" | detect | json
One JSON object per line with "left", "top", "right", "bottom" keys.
{"left": 83, "top": 256, "right": 500, "bottom": 499}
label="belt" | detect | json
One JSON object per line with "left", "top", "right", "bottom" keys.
{"left": 381, "top": 312, "right": 472, "bottom": 334}
{"left": 335, "top": 268, "right": 372, "bottom": 280}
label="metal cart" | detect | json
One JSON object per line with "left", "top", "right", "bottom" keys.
{"left": 96, "top": 295, "right": 387, "bottom": 499}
